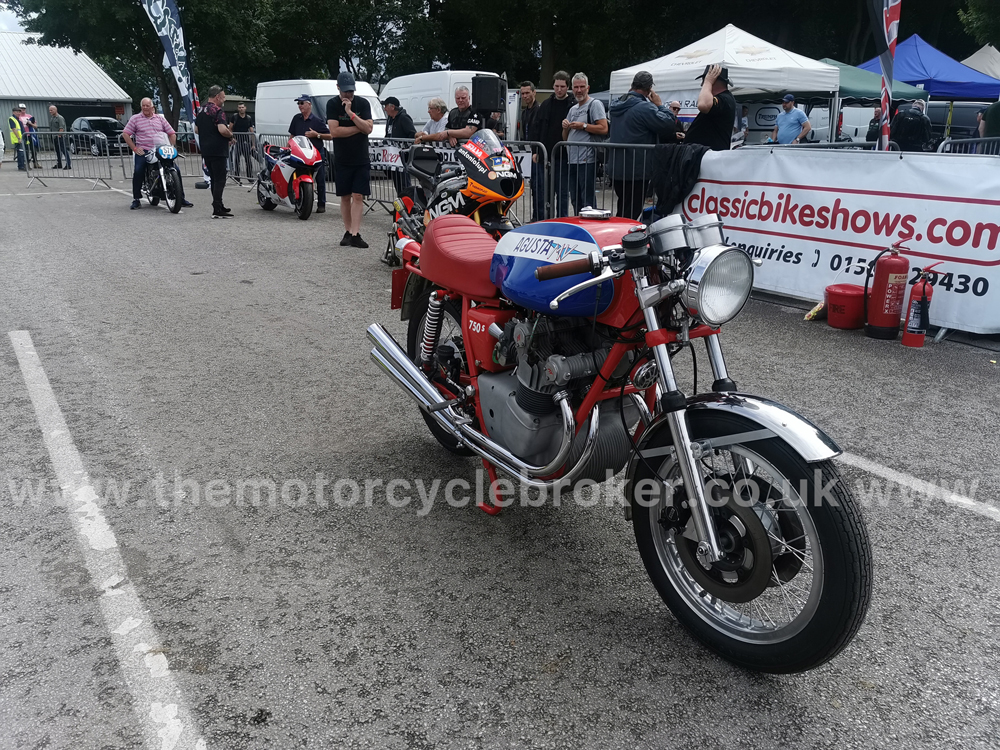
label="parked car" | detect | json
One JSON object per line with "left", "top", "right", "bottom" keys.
{"left": 926, "top": 101, "right": 991, "bottom": 140}
{"left": 69, "top": 117, "right": 129, "bottom": 156}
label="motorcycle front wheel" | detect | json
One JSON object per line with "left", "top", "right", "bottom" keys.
{"left": 257, "top": 179, "right": 276, "bottom": 210}
{"left": 627, "top": 410, "right": 872, "bottom": 673}
{"left": 405, "top": 291, "right": 474, "bottom": 456}
{"left": 163, "top": 169, "right": 181, "bottom": 213}
{"left": 294, "top": 182, "right": 313, "bottom": 220}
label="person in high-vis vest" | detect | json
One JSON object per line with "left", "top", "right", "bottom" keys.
{"left": 8, "top": 106, "right": 25, "bottom": 171}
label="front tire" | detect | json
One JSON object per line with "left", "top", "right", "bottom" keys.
{"left": 406, "top": 292, "right": 474, "bottom": 456}
{"left": 90, "top": 140, "right": 101, "bottom": 157}
{"left": 163, "top": 169, "right": 181, "bottom": 213}
{"left": 294, "top": 182, "right": 314, "bottom": 220}
{"left": 257, "top": 180, "right": 276, "bottom": 210}
{"left": 627, "top": 411, "right": 872, "bottom": 673}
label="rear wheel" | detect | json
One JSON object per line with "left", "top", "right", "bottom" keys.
{"left": 627, "top": 411, "right": 872, "bottom": 673}
{"left": 257, "top": 180, "right": 276, "bottom": 210}
{"left": 294, "top": 182, "right": 314, "bottom": 220}
{"left": 406, "top": 292, "right": 474, "bottom": 456}
{"left": 163, "top": 169, "right": 181, "bottom": 213}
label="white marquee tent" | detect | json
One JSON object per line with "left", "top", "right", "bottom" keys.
{"left": 962, "top": 44, "right": 1000, "bottom": 83}
{"left": 609, "top": 24, "right": 840, "bottom": 99}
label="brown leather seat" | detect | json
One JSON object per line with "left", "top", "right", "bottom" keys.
{"left": 419, "top": 214, "right": 499, "bottom": 299}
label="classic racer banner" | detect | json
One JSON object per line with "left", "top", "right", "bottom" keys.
{"left": 686, "top": 148, "right": 1000, "bottom": 334}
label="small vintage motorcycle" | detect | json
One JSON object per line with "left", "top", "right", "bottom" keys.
{"left": 392, "top": 129, "right": 524, "bottom": 243}
{"left": 141, "top": 138, "right": 183, "bottom": 213}
{"left": 256, "top": 135, "right": 322, "bottom": 220}
{"left": 369, "top": 210, "right": 872, "bottom": 673}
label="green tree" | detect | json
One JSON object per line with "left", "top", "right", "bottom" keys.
{"left": 960, "top": 0, "right": 1000, "bottom": 48}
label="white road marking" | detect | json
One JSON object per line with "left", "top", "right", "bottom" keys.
{"left": 9, "top": 331, "right": 206, "bottom": 750}
{"left": 840, "top": 451, "right": 1000, "bottom": 523}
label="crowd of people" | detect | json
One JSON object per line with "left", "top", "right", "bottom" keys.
{"left": 7, "top": 66, "right": 1000, "bottom": 229}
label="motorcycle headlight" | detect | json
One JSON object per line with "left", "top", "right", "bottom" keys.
{"left": 681, "top": 245, "right": 754, "bottom": 326}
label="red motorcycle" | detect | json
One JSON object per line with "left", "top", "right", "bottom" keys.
{"left": 256, "top": 135, "right": 322, "bottom": 220}
{"left": 369, "top": 209, "right": 872, "bottom": 673}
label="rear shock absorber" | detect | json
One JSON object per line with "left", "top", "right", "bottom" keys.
{"left": 420, "top": 291, "right": 444, "bottom": 366}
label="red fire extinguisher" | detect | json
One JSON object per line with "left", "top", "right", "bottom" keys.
{"left": 864, "top": 242, "right": 911, "bottom": 339}
{"left": 901, "top": 263, "right": 943, "bottom": 348}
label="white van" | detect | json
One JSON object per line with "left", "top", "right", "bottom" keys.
{"left": 379, "top": 70, "right": 504, "bottom": 131}
{"left": 254, "top": 79, "right": 387, "bottom": 142}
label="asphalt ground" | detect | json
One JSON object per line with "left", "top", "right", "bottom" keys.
{"left": 0, "top": 169, "right": 998, "bottom": 749}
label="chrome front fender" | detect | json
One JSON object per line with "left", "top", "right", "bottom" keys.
{"left": 627, "top": 392, "right": 842, "bottom": 483}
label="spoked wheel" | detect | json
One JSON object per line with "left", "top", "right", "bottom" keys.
{"left": 257, "top": 180, "right": 276, "bottom": 210}
{"left": 406, "top": 291, "right": 475, "bottom": 456}
{"left": 146, "top": 188, "right": 160, "bottom": 207}
{"left": 627, "top": 411, "right": 872, "bottom": 673}
{"left": 163, "top": 169, "right": 181, "bottom": 213}
{"left": 294, "top": 182, "right": 313, "bottom": 220}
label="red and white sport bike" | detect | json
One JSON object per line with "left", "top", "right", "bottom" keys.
{"left": 256, "top": 135, "right": 322, "bottom": 219}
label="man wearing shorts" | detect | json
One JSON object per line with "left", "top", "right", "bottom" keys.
{"left": 324, "top": 71, "right": 374, "bottom": 248}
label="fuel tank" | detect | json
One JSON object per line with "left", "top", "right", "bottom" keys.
{"left": 490, "top": 218, "right": 638, "bottom": 318}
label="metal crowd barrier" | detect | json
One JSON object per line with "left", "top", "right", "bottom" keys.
{"left": 937, "top": 136, "right": 1000, "bottom": 155}
{"left": 548, "top": 141, "right": 657, "bottom": 220}
{"left": 362, "top": 137, "right": 546, "bottom": 225}
{"left": 24, "top": 130, "right": 115, "bottom": 188}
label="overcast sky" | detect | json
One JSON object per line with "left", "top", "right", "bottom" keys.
{"left": 0, "top": 9, "right": 25, "bottom": 32}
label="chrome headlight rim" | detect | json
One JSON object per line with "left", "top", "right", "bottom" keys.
{"left": 681, "top": 244, "right": 754, "bottom": 327}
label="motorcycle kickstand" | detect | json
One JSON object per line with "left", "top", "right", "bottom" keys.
{"left": 478, "top": 461, "right": 503, "bottom": 516}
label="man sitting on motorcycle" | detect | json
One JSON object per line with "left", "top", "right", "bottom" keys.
{"left": 122, "top": 98, "right": 193, "bottom": 210}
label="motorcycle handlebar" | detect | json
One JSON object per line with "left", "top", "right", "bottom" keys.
{"left": 534, "top": 256, "right": 594, "bottom": 281}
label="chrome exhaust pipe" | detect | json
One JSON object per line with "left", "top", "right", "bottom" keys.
{"left": 366, "top": 324, "right": 600, "bottom": 487}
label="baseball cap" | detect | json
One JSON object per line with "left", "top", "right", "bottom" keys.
{"left": 696, "top": 66, "right": 731, "bottom": 85}
{"left": 294, "top": 93, "right": 311, "bottom": 102}
{"left": 17, "top": 102, "right": 26, "bottom": 108}
{"left": 382, "top": 96, "right": 400, "bottom": 108}
{"left": 337, "top": 71, "right": 356, "bottom": 92}
{"left": 782, "top": 93, "right": 796, "bottom": 102}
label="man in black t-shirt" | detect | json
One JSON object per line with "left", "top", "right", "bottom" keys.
{"left": 685, "top": 65, "right": 737, "bottom": 152}
{"left": 415, "top": 85, "right": 483, "bottom": 148}
{"left": 322, "top": 72, "right": 374, "bottom": 248}
{"left": 530, "top": 71, "right": 574, "bottom": 217}
{"left": 230, "top": 102, "right": 255, "bottom": 179}
{"left": 195, "top": 85, "right": 234, "bottom": 217}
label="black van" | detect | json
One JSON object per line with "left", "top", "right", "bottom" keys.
{"left": 926, "top": 101, "right": 990, "bottom": 140}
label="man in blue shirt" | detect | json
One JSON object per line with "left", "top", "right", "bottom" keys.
{"left": 771, "top": 94, "right": 811, "bottom": 144}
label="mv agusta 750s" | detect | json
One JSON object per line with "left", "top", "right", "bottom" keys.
{"left": 392, "top": 130, "right": 524, "bottom": 243}
{"left": 368, "top": 209, "right": 872, "bottom": 672}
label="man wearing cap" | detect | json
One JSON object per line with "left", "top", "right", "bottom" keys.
{"left": 8, "top": 106, "right": 25, "bottom": 170}
{"left": 685, "top": 65, "right": 738, "bottom": 151}
{"left": 383, "top": 97, "right": 416, "bottom": 198}
{"left": 771, "top": 93, "right": 810, "bottom": 145}
{"left": 320, "top": 72, "right": 374, "bottom": 248}
{"left": 291, "top": 94, "right": 329, "bottom": 213}
{"left": 607, "top": 70, "right": 679, "bottom": 219}
{"left": 18, "top": 106, "right": 39, "bottom": 169}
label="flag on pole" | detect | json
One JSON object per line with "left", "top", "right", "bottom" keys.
{"left": 867, "top": 0, "right": 902, "bottom": 150}
{"left": 141, "top": 0, "right": 197, "bottom": 124}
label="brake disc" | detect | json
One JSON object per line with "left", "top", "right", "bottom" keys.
{"left": 675, "top": 494, "right": 774, "bottom": 604}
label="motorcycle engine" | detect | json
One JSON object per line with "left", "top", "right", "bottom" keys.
{"left": 477, "top": 316, "right": 639, "bottom": 482}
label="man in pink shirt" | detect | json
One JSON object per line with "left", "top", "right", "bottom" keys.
{"left": 122, "top": 97, "right": 193, "bottom": 210}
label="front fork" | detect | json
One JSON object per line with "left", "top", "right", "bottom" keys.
{"left": 634, "top": 270, "right": 728, "bottom": 564}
